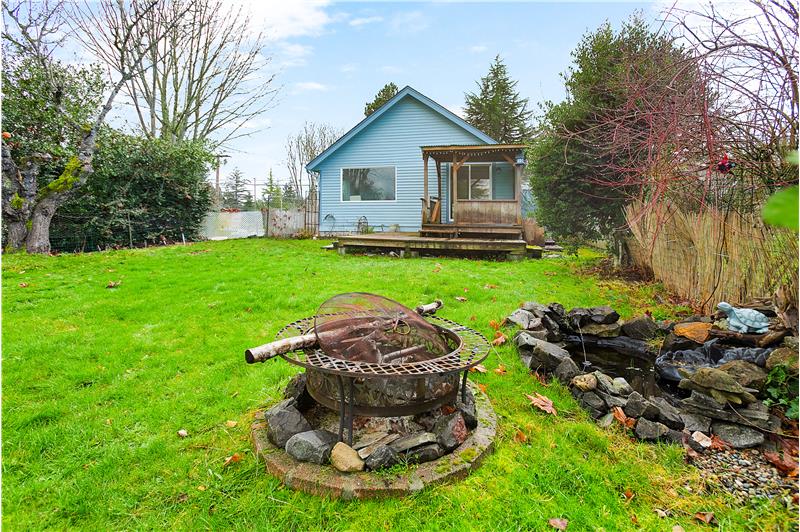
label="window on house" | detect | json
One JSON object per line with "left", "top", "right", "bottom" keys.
{"left": 341, "top": 167, "right": 396, "bottom": 201}
{"left": 456, "top": 164, "right": 491, "bottom": 200}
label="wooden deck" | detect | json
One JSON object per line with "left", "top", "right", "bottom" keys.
{"left": 333, "top": 232, "right": 529, "bottom": 260}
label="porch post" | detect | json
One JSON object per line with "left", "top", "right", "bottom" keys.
{"left": 437, "top": 160, "right": 443, "bottom": 223}
{"left": 514, "top": 162, "right": 523, "bottom": 225}
{"left": 423, "top": 154, "right": 429, "bottom": 224}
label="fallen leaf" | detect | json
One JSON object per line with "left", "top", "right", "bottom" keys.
{"left": 672, "top": 526, "right": 685, "bottom": 532}
{"left": 470, "top": 364, "right": 487, "bottom": 373}
{"left": 225, "top": 420, "right": 238, "bottom": 428}
{"left": 441, "top": 405, "right": 456, "bottom": 415}
{"left": 654, "top": 509, "right": 668, "bottom": 518}
{"left": 105, "top": 419, "right": 113, "bottom": 425}
{"left": 455, "top": 296, "right": 467, "bottom": 302}
{"left": 477, "top": 383, "right": 488, "bottom": 394}
{"left": 764, "top": 450, "right": 799, "bottom": 477}
{"left": 531, "top": 371, "right": 549, "bottom": 386}
{"left": 197, "top": 485, "right": 207, "bottom": 491}
{"left": 543, "top": 271, "right": 557, "bottom": 276}
{"left": 106, "top": 280, "right": 121, "bottom": 289}
{"left": 494, "top": 365, "right": 507, "bottom": 375}
{"left": 177, "top": 429, "right": 189, "bottom": 438}
{"left": 514, "top": 429, "right": 528, "bottom": 443}
{"left": 630, "top": 515, "right": 638, "bottom": 525}
{"left": 488, "top": 319, "right": 501, "bottom": 330}
{"left": 526, "top": 392, "right": 557, "bottom": 416}
{"left": 245, "top": 307, "right": 253, "bottom": 313}
{"left": 177, "top": 493, "right": 189, "bottom": 503}
{"left": 548, "top": 517, "right": 568, "bottom": 530}
{"left": 432, "top": 264, "right": 442, "bottom": 273}
{"left": 612, "top": 407, "right": 636, "bottom": 428}
{"left": 623, "top": 488, "right": 635, "bottom": 501}
{"left": 709, "top": 434, "right": 731, "bottom": 451}
{"left": 484, "top": 283, "right": 498, "bottom": 289}
{"left": 463, "top": 287, "right": 469, "bottom": 293}
{"left": 223, "top": 453, "right": 242, "bottom": 467}
{"left": 491, "top": 332, "right": 507, "bottom": 346}
{"left": 693, "top": 512, "right": 714, "bottom": 524}
{"left": 469, "top": 315, "right": 477, "bottom": 321}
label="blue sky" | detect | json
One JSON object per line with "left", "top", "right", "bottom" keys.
{"left": 109, "top": 1, "right": 664, "bottom": 195}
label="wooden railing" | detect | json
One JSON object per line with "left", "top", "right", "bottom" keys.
{"left": 454, "top": 200, "right": 518, "bottom": 224}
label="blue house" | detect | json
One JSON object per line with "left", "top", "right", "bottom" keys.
{"left": 306, "top": 86, "right": 526, "bottom": 238}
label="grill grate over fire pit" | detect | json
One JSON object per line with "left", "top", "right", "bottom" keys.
{"left": 245, "top": 293, "right": 490, "bottom": 444}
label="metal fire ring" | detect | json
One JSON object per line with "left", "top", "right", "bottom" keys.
{"left": 274, "top": 315, "right": 490, "bottom": 378}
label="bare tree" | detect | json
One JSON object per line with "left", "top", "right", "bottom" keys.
{"left": 285, "top": 122, "right": 341, "bottom": 197}
{"left": 85, "top": 0, "right": 277, "bottom": 147}
{"left": 2, "top": 0, "right": 184, "bottom": 253}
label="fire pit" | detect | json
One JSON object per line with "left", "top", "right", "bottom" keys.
{"left": 245, "top": 293, "right": 490, "bottom": 445}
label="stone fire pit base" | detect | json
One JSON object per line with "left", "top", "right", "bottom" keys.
{"left": 251, "top": 383, "right": 497, "bottom": 500}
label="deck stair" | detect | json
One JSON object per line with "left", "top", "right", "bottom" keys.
{"left": 420, "top": 223, "right": 523, "bottom": 240}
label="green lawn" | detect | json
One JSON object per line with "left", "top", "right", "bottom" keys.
{"left": 2, "top": 239, "right": 793, "bottom": 530}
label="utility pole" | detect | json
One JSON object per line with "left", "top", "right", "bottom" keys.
{"left": 214, "top": 153, "right": 230, "bottom": 205}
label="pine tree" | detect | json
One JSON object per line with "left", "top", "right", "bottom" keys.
{"left": 221, "top": 167, "right": 252, "bottom": 209}
{"left": 364, "top": 82, "right": 399, "bottom": 116}
{"left": 464, "top": 56, "right": 532, "bottom": 143}
{"left": 261, "top": 168, "right": 283, "bottom": 205}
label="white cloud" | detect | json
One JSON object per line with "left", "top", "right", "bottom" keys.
{"left": 294, "top": 81, "right": 329, "bottom": 92}
{"left": 340, "top": 63, "right": 358, "bottom": 73}
{"left": 469, "top": 44, "right": 488, "bottom": 53}
{"left": 275, "top": 42, "right": 313, "bottom": 68}
{"left": 390, "top": 11, "right": 429, "bottom": 34}
{"left": 234, "top": 0, "right": 334, "bottom": 41}
{"left": 349, "top": 16, "right": 383, "bottom": 27}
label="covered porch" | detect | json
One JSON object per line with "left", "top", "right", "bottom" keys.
{"left": 420, "top": 144, "right": 526, "bottom": 231}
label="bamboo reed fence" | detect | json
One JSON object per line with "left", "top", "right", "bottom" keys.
{"left": 625, "top": 201, "right": 798, "bottom": 313}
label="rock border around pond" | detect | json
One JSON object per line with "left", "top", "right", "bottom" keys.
{"left": 251, "top": 382, "right": 497, "bottom": 500}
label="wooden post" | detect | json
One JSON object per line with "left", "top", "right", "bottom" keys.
{"left": 436, "top": 160, "right": 443, "bottom": 224}
{"left": 423, "top": 154, "right": 429, "bottom": 224}
{"left": 514, "top": 161, "right": 523, "bottom": 225}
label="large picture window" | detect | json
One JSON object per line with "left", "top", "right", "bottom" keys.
{"left": 456, "top": 164, "right": 491, "bottom": 200}
{"left": 341, "top": 167, "right": 396, "bottom": 201}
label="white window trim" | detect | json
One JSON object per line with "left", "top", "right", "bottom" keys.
{"left": 456, "top": 163, "right": 493, "bottom": 201}
{"left": 339, "top": 165, "right": 398, "bottom": 203}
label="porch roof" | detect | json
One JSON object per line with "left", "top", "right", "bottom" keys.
{"left": 420, "top": 143, "right": 526, "bottom": 164}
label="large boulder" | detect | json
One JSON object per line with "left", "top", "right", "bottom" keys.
{"left": 635, "top": 418, "right": 670, "bottom": 441}
{"left": 264, "top": 399, "right": 312, "bottom": 449}
{"left": 593, "top": 371, "right": 617, "bottom": 396}
{"left": 611, "top": 377, "right": 634, "bottom": 397}
{"left": 681, "top": 413, "right": 711, "bottom": 433}
{"left": 364, "top": 445, "right": 401, "bottom": 471}
{"left": 579, "top": 391, "right": 606, "bottom": 413}
{"left": 589, "top": 306, "right": 621, "bottom": 325}
{"left": 766, "top": 347, "right": 799, "bottom": 376}
{"left": 660, "top": 332, "right": 702, "bottom": 353}
{"left": 580, "top": 322, "right": 622, "bottom": 337}
{"left": 330, "top": 442, "right": 365, "bottom": 472}
{"left": 562, "top": 335, "right": 654, "bottom": 360}
{"left": 711, "top": 421, "right": 764, "bottom": 449}
{"left": 507, "top": 309, "right": 536, "bottom": 330}
{"left": 623, "top": 391, "right": 660, "bottom": 420}
{"left": 516, "top": 333, "right": 570, "bottom": 370}
{"left": 283, "top": 373, "right": 315, "bottom": 412}
{"left": 406, "top": 443, "right": 443, "bottom": 464}
{"left": 434, "top": 412, "right": 468, "bottom": 452}
{"left": 648, "top": 396, "right": 684, "bottom": 430}
{"left": 521, "top": 301, "right": 549, "bottom": 318}
{"left": 571, "top": 373, "right": 597, "bottom": 392}
{"left": 622, "top": 315, "right": 659, "bottom": 341}
{"left": 285, "top": 430, "right": 338, "bottom": 464}
{"left": 718, "top": 360, "right": 767, "bottom": 390}
{"left": 554, "top": 357, "right": 581, "bottom": 384}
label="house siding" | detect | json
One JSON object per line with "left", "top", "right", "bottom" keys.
{"left": 316, "top": 96, "right": 486, "bottom": 233}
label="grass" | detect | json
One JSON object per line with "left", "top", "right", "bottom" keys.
{"left": 2, "top": 238, "right": 794, "bottom": 530}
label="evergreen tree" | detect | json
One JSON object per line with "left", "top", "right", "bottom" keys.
{"left": 221, "top": 167, "right": 252, "bottom": 209}
{"left": 464, "top": 56, "right": 532, "bottom": 143}
{"left": 261, "top": 168, "right": 284, "bottom": 206}
{"left": 364, "top": 82, "right": 399, "bottom": 116}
